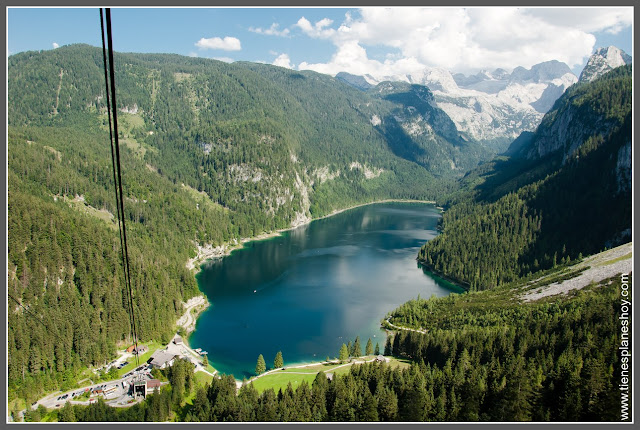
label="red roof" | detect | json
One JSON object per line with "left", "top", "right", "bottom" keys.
{"left": 147, "top": 379, "right": 162, "bottom": 389}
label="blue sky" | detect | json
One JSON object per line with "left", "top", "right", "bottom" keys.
{"left": 8, "top": 7, "right": 633, "bottom": 78}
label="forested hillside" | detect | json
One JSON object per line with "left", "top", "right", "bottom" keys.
{"left": 9, "top": 44, "right": 486, "bottom": 221}
{"left": 48, "top": 275, "right": 628, "bottom": 422}
{"left": 418, "top": 65, "right": 632, "bottom": 290}
{"left": 8, "top": 44, "right": 489, "bottom": 403}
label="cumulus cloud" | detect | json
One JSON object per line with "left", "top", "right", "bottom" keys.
{"left": 295, "top": 17, "right": 336, "bottom": 39}
{"left": 273, "top": 53, "right": 295, "bottom": 69}
{"left": 188, "top": 52, "right": 198, "bottom": 57}
{"left": 52, "top": 42, "right": 59, "bottom": 49}
{"left": 195, "top": 36, "right": 241, "bottom": 51}
{"left": 522, "top": 7, "right": 632, "bottom": 34}
{"left": 249, "top": 23, "right": 290, "bottom": 37}
{"left": 295, "top": 7, "right": 632, "bottom": 77}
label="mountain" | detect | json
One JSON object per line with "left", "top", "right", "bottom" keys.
{"left": 579, "top": 46, "right": 632, "bottom": 83}
{"left": 9, "top": 44, "right": 486, "bottom": 221}
{"left": 338, "top": 60, "right": 577, "bottom": 151}
{"left": 366, "top": 81, "right": 493, "bottom": 176}
{"left": 335, "top": 71, "right": 373, "bottom": 90}
{"left": 511, "top": 64, "right": 632, "bottom": 164}
{"left": 418, "top": 64, "right": 632, "bottom": 290}
{"left": 8, "top": 44, "right": 493, "bottom": 402}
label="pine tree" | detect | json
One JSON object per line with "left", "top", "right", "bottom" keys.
{"left": 59, "top": 402, "right": 76, "bottom": 422}
{"left": 339, "top": 344, "right": 349, "bottom": 363}
{"left": 352, "top": 336, "right": 362, "bottom": 357}
{"left": 274, "top": 351, "right": 283, "bottom": 369}
{"left": 365, "top": 338, "right": 374, "bottom": 356}
{"left": 359, "top": 388, "right": 379, "bottom": 421}
{"left": 374, "top": 342, "right": 380, "bottom": 356}
{"left": 255, "top": 354, "right": 266, "bottom": 375}
{"left": 202, "top": 354, "right": 208, "bottom": 367}
{"left": 384, "top": 336, "right": 393, "bottom": 356}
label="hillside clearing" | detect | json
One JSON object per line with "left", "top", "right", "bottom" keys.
{"left": 520, "top": 242, "right": 632, "bottom": 302}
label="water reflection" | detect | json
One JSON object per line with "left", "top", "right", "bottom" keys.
{"left": 191, "top": 202, "right": 458, "bottom": 378}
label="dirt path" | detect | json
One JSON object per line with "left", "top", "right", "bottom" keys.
{"left": 176, "top": 295, "right": 209, "bottom": 334}
{"left": 384, "top": 318, "right": 427, "bottom": 334}
{"left": 520, "top": 242, "right": 632, "bottom": 302}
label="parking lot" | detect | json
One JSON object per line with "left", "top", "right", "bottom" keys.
{"left": 33, "top": 364, "right": 155, "bottom": 410}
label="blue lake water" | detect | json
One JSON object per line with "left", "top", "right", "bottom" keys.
{"left": 190, "top": 202, "right": 462, "bottom": 379}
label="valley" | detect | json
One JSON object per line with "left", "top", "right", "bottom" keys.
{"left": 7, "top": 28, "right": 632, "bottom": 423}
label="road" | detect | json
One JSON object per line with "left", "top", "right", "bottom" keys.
{"left": 24, "top": 332, "right": 214, "bottom": 418}
{"left": 383, "top": 317, "right": 427, "bottom": 334}
{"left": 32, "top": 365, "right": 154, "bottom": 411}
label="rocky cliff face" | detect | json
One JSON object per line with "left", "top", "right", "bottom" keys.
{"left": 505, "top": 64, "right": 632, "bottom": 206}
{"left": 579, "top": 46, "right": 632, "bottom": 83}
{"left": 340, "top": 60, "right": 577, "bottom": 151}
{"left": 368, "top": 81, "right": 492, "bottom": 175}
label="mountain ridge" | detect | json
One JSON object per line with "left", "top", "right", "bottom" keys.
{"left": 579, "top": 46, "right": 632, "bottom": 83}
{"left": 418, "top": 64, "right": 632, "bottom": 290}
{"left": 337, "top": 59, "right": 578, "bottom": 150}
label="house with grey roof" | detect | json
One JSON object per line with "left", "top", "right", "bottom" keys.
{"left": 148, "top": 349, "right": 179, "bottom": 369}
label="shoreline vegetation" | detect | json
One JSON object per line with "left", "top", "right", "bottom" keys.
{"left": 185, "top": 198, "right": 437, "bottom": 273}
{"left": 416, "top": 260, "right": 471, "bottom": 291}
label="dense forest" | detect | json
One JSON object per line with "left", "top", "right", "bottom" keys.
{"left": 27, "top": 275, "right": 628, "bottom": 422}
{"left": 7, "top": 44, "right": 488, "bottom": 404}
{"left": 418, "top": 65, "right": 632, "bottom": 290}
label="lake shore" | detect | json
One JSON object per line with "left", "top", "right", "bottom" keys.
{"left": 182, "top": 198, "right": 440, "bottom": 380}
{"left": 176, "top": 295, "right": 210, "bottom": 335}
{"left": 185, "top": 199, "right": 437, "bottom": 274}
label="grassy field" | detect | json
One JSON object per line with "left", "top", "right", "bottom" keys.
{"left": 63, "top": 195, "right": 117, "bottom": 230}
{"left": 246, "top": 356, "right": 413, "bottom": 394}
{"left": 118, "top": 112, "right": 157, "bottom": 159}
{"left": 193, "top": 371, "right": 214, "bottom": 388}
{"left": 249, "top": 372, "right": 318, "bottom": 394}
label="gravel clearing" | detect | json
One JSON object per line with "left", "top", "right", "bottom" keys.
{"left": 520, "top": 242, "right": 632, "bottom": 302}
{"left": 176, "top": 295, "right": 209, "bottom": 334}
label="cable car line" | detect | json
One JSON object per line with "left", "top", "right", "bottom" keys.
{"left": 100, "top": 8, "right": 140, "bottom": 368}
{"left": 99, "top": 8, "right": 137, "bottom": 359}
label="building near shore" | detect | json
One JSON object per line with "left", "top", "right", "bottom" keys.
{"left": 134, "top": 345, "right": 148, "bottom": 355}
{"left": 134, "top": 379, "right": 162, "bottom": 397}
{"left": 148, "top": 349, "right": 179, "bottom": 369}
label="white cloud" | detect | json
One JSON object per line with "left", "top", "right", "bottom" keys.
{"left": 249, "top": 23, "right": 290, "bottom": 37}
{"left": 188, "top": 52, "right": 198, "bottom": 57}
{"left": 195, "top": 36, "right": 241, "bottom": 51}
{"left": 295, "top": 7, "right": 632, "bottom": 77}
{"left": 273, "top": 53, "right": 294, "bottom": 69}
{"left": 522, "top": 7, "right": 632, "bottom": 34}
{"left": 52, "top": 42, "right": 59, "bottom": 49}
{"left": 213, "top": 57, "right": 234, "bottom": 63}
{"left": 295, "top": 17, "right": 336, "bottom": 39}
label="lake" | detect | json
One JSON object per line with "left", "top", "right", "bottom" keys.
{"left": 190, "top": 202, "right": 462, "bottom": 379}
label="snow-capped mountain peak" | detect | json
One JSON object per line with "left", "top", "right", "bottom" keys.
{"left": 336, "top": 59, "right": 577, "bottom": 151}
{"left": 579, "top": 46, "right": 632, "bottom": 83}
